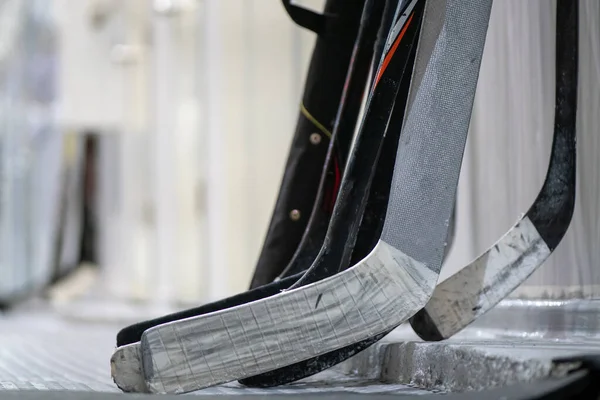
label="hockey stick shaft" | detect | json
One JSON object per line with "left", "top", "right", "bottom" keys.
{"left": 249, "top": 0, "right": 367, "bottom": 288}
{"left": 274, "top": 0, "right": 385, "bottom": 281}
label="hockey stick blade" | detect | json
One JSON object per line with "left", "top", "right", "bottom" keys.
{"left": 410, "top": 0, "right": 578, "bottom": 341}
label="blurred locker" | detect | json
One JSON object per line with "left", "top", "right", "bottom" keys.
{"left": 0, "top": 0, "right": 66, "bottom": 304}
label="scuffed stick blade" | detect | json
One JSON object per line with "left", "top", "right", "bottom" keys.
{"left": 110, "top": 343, "right": 148, "bottom": 393}
{"left": 410, "top": 0, "right": 579, "bottom": 341}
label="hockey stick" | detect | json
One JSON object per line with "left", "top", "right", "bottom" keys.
{"left": 410, "top": 0, "right": 579, "bottom": 341}
{"left": 249, "top": 0, "right": 367, "bottom": 288}
{"left": 264, "top": 0, "right": 385, "bottom": 284}
{"left": 111, "top": 0, "right": 492, "bottom": 393}
{"left": 240, "top": 0, "right": 423, "bottom": 387}
{"left": 111, "top": 0, "right": 390, "bottom": 388}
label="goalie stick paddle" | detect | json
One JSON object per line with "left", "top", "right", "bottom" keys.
{"left": 276, "top": 0, "right": 422, "bottom": 298}
{"left": 111, "top": 0, "right": 492, "bottom": 393}
{"left": 410, "top": 0, "right": 579, "bottom": 341}
{"left": 283, "top": 0, "right": 429, "bottom": 292}
{"left": 273, "top": 0, "right": 402, "bottom": 281}
{"left": 249, "top": 0, "right": 367, "bottom": 289}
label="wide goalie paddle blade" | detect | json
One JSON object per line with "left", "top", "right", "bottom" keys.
{"left": 278, "top": 0, "right": 424, "bottom": 296}
{"left": 242, "top": 0, "right": 495, "bottom": 387}
{"left": 410, "top": 0, "right": 579, "bottom": 342}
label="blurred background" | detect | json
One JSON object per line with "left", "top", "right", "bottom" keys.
{"left": 0, "top": 0, "right": 598, "bottom": 324}
{"left": 0, "top": 0, "right": 322, "bottom": 318}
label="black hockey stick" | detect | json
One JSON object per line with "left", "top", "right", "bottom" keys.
{"left": 264, "top": 0, "right": 385, "bottom": 284}
{"left": 249, "top": 0, "right": 367, "bottom": 288}
{"left": 239, "top": 0, "right": 423, "bottom": 387}
{"left": 410, "top": 0, "right": 579, "bottom": 341}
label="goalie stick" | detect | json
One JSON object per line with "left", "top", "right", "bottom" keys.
{"left": 111, "top": 0, "right": 492, "bottom": 393}
{"left": 409, "top": 0, "right": 579, "bottom": 341}
{"left": 240, "top": 0, "right": 474, "bottom": 385}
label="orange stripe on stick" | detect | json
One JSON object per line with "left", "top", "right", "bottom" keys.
{"left": 374, "top": 13, "right": 415, "bottom": 87}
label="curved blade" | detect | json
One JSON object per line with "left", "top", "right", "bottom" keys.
{"left": 410, "top": 0, "right": 579, "bottom": 341}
